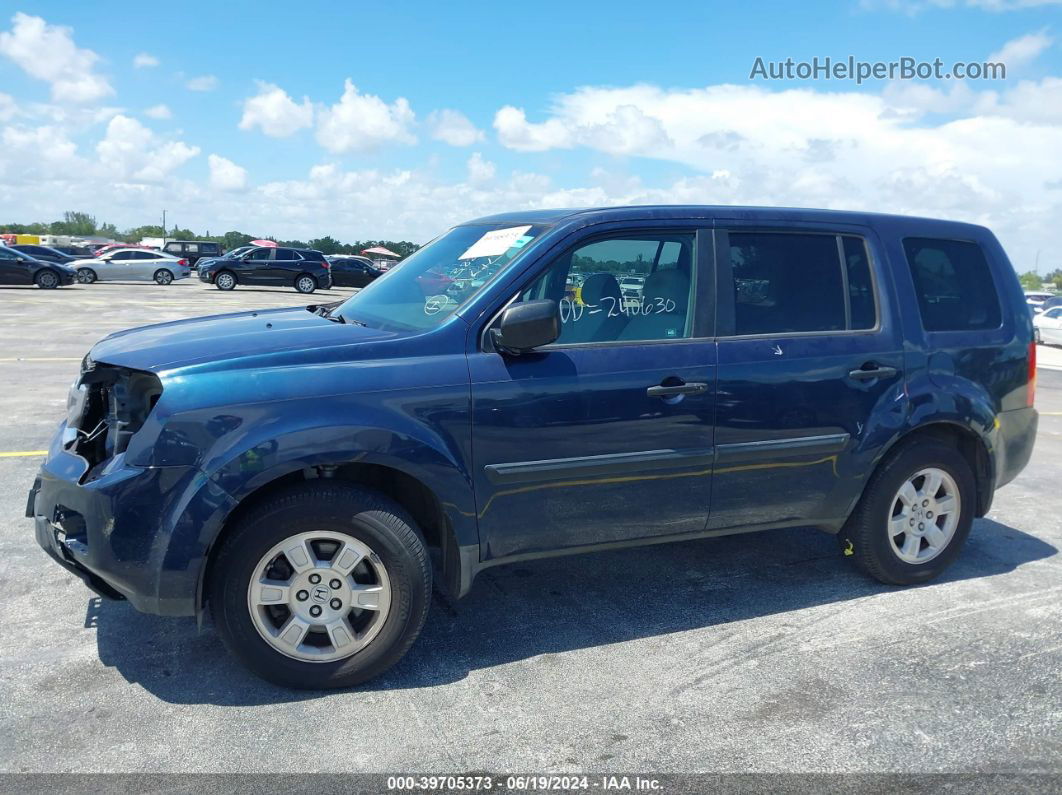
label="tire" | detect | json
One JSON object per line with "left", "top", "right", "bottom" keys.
{"left": 208, "top": 482, "right": 431, "bottom": 689}
{"left": 839, "top": 438, "right": 976, "bottom": 586}
{"left": 76, "top": 268, "right": 97, "bottom": 284}
{"left": 154, "top": 269, "right": 173, "bottom": 285}
{"left": 215, "top": 270, "right": 237, "bottom": 291}
{"left": 35, "top": 269, "right": 60, "bottom": 289}
{"left": 295, "top": 274, "right": 317, "bottom": 294}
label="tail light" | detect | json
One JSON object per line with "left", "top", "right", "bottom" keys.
{"left": 178, "top": 258, "right": 187, "bottom": 266}
{"left": 1028, "top": 341, "right": 1036, "bottom": 407}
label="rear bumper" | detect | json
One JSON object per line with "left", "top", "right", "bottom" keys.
{"left": 996, "top": 406, "right": 1038, "bottom": 490}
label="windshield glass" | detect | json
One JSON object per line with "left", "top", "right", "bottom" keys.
{"left": 224, "top": 246, "right": 253, "bottom": 259}
{"left": 335, "top": 223, "right": 548, "bottom": 331}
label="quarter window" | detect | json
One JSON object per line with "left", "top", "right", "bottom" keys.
{"left": 902, "top": 238, "right": 1001, "bottom": 332}
{"left": 517, "top": 234, "right": 695, "bottom": 344}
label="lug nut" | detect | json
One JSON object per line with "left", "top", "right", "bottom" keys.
{"left": 918, "top": 523, "right": 925, "bottom": 531}
{"left": 330, "top": 598, "right": 342, "bottom": 610}
{"left": 309, "top": 605, "right": 322, "bottom": 618}
{"left": 308, "top": 573, "right": 321, "bottom": 584}
{"left": 926, "top": 511, "right": 933, "bottom": 518}
{"left": 329, "top": 579, "right": 342, "bottom": 590}
{"left": 922, "top": 500, "right": 929, "bottom": 507}
{"left": 296, "top": 590, "right": 309, "bottom": 602}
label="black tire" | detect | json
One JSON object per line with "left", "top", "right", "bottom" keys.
{"left": 154, "top": 268, "right": 174, "bottom": 285}
{"left": 839, "top": 438, "right": 976, "bottom": 586}
{"left": 215, "top": 270, "right": 237, "bottom": 291}
{"left": 208, "top": 482, "right": 431, "bottom": 689}
{"left": 295, "top": 274, "right": 317, "bottom": 294}
{"left": 35, "top": 269, "right": 60, "bottom": 289}
{"left": 76, "top": 268, "right": 97, "bottom": 284}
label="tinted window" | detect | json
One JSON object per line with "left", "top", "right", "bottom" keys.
{"left": 842, "top": 236, "right": 877, "bottom": 330}
{"left": 300, "top": 250, "right": 325, "bottom": 262}
{"left": 517, "top": 234, "right": 695, "bottom": 344}
{"left": 203, "top": 243, "right": 219, "bottom": 254}
{"left": 729, "top": 233, "right": 845, "bottom": 335}
{"left": 110, "top": 251, "right": 134, "bottom": 260}
{"left": 903, "top": 238, "right": 1001, "bottom": 331}
{"left": 246, "top": 248, "right": 272, "bottom": 261}
{"left": 275, "top": 248, "right": 298, "bottom": 260}
{"left": 164, "top": 243, "right": 181, "bottom": 253}
{"left": 0, "top": 247, "right": 16, "bottom": 260}
{"left": 132, "top": 251, "right": 156, "bottom": 260}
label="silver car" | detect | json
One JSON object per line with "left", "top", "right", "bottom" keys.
{"left": 70, "top": 249, "right": 191, "bottom": 285}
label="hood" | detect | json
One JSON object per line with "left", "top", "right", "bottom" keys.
{"left": 90, "top": 306, "right": 400, "bottom": 372}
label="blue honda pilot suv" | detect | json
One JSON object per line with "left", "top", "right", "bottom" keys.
{"left": 29, "top": 206, "right": 1038, "bottom": 688}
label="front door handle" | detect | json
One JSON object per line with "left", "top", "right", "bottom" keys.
{"left": 647, "top": 381, "right": 709, "bottom": 397}
{"left": 848, "top": 364, "right": 898, "bottom": 381}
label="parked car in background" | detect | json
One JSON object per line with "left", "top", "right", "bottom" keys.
{"left": 92, "top": 243, "right": 157, "bottom": 257}
{"left": 1041, "top": 295, "right": 1062, "bottom": 313}
{"left": 28, "top": 206, "right": 1037, "bottom": 689}
{"left": 162, "top": 240, "right": 222, "bottom": 267}
{"left": 1025, "top": 291, "right": 1056, "bottom": 313}
{"left": 0, "top": 245, "right": 76, "bottom": 288}
{"left": 192, "top": 245, "right": 255, "bottom": 272}
{"left": 619, "top": 274, "right": 646, "bottom": 298}
{"left": 326, "top": 255, "right": 382, "bottom": 288}
{"left": 9, "top": 244, "right": 77, "bottom": 265}
{"left": 198, "top": 246, "right": 331, "bottom": 293}
{"left": 51, "top": 245, "right": 95, "bottom": 257}
{"left": 70, "top": 249, "right": 190, "bottom": 285}
{"left": 1034, "top": 305, "right": 1062, "bottom": 345}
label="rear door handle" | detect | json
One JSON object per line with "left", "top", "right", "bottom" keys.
{"left": 848, "top": 364, "right": 898, "bottom": 381}
{"left": 647, "top": 381, "right": 709, "bottom": 397}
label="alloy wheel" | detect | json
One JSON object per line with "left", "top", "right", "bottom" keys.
{"left": 888, "top": 467, "right": 961, "bottom": 564}
{"left": 247, "top": 530, "right": 392, "bottom": 663}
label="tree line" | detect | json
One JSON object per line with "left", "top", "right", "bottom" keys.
{"left": 0, "top": 211, "right": 421, "bottom": 258}
{"left": 1019, "top": 270, "right": 1062, "bottom": 292}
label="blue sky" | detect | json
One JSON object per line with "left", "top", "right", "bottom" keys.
{"left": 1, "top": 0, "right": 1060, "bottom": 267}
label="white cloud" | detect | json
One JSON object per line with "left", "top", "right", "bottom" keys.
{"left": 144, "top": 104, "right": 172, "bottom": 120}
{"left": 315, "top": 79, "right": 416, "bottom": 153}
{"left": 866, "top": 0, "right": 1062, "bottom": 11}
{"left": 989, "top": 30, "right": 1054, "bottom": 69}
{"left": 427, "top": 109, "right": 484, "bottom": 146}
{"left": 133, "top": 52, "right": 159, "bottom": 69}
{"left": 208, "top": 154, "right": 247, "bottom": 191}
{"left": 494, "top": 106, "right": 574, "bottom": 151}
{"left": 467, "top": 152, "right": 496, "bottom": 183}
{"left": 186, "top": 74, "right": 219, "bottom": 92}
{"left": 0, "top": 12, "right": 113, "bottom": 102}
{"left": 96, "top": 114, "right": 199, "bottom": 182}
{"left": 0, "top": 92, "right": 16, "bottom": 121}
{"left": 238, "top": 81, "right": 313, "bottom": 138}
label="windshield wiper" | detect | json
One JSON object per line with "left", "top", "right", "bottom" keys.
{"left": 310, "top": 302, "right": 366, "bottom": 326}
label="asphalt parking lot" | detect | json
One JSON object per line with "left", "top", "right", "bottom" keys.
{"left": 1, "top": 279, "right": 1060, "bottom": 774}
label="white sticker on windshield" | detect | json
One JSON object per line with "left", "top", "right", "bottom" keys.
{"left": 459, "top": 226, "right": 532, "bottom": 260}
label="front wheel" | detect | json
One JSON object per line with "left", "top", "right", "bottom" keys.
{"left": 295, "top": 274, "right": 317, "bottom": 294}
{"left": 76, "top": 268, "right": 97, "bottom": 284}
{"left": 840, "top": 439, "right": 975, "bottom": 585}
{"left": 208, "top": 483, "right": 431, "bottom": 689}
{"left": 215, "top": 270, "right": 237, "bottom": 291}
{"left": 35, "top": 270, "right": 60, "bottom": 289}
{"left": 154, "top": 269, "right": 173, "bottom": 285}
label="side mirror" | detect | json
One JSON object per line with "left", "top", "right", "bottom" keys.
{"left": 491, "top": 299, "right": 560, "bottom": 354}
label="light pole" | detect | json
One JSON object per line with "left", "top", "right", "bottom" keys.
{"left": 162, "top": 210, "right": 167, "bottom": 246}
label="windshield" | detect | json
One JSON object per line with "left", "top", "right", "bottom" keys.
{"left": 224, "top": 246, "right": 253, "bottom": 259}
{"left": 335, "top": 223, "right": 548, "bottom": 331}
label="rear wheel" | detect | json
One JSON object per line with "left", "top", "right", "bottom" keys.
{"left": 295, "top": 274, "right": 317, "bottom": 294}
{"left": 154, "top": 269, "right": 173, "bottom": 285}
{"left": 215, "top": 270, "right": 237, "bottom": 291}
{"left": 35, "top": 269, "right": 60, "bottom": 289}
{"left": 840, "top": 439, "right": 975, "bottom": 585}
{"left": 76, "top": 268, "right": 96, "bottom": 284}
{"left": 208, "top": 482, "right": 431, "bottom": 689}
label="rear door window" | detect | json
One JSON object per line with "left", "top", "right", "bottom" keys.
{"left": 902, "top": 238, "right": 1001, "bottom": 331}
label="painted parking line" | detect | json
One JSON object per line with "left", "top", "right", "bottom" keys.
{"left": 0, "top": 357, "right": 82, "bottom": 362}
{"left": 0, "top": 450, "right": 48, "bottom": 458}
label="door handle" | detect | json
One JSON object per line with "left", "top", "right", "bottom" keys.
{"left": 848, "top": 364, "right": 898, "bottom": 381}
{"left": 647, "top": 381, "right": 709, "bottom": 397}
